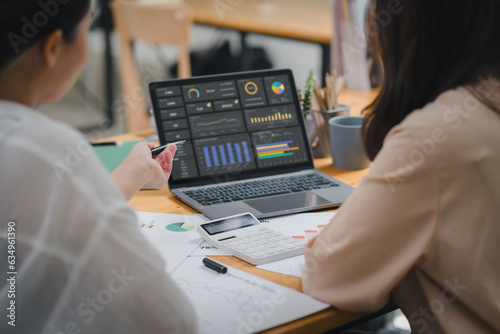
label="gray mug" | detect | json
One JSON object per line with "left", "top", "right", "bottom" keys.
{"left": 329, "top": 116, "right": 370, "bottom": 170}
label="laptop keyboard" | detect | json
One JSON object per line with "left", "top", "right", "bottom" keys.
{"left": 182, "top": 173, "right": 339, "bottom": 206}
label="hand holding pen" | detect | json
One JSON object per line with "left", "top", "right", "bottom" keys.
{"left": 151, "top": 140, "right": 186, "bottom": 156}
{"left": 110, "top": 141, "right": 179, "bottom": 200}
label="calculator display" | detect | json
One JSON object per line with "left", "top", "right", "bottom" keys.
{"left": 202, "top": 214, "right": 259, "bottom": 235}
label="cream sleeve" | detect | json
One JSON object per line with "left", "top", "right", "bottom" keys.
{"left": 302, "top": 124, "right": 438, "bottom": 312}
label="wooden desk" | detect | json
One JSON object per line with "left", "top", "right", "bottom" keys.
{"left": 184, "top": 0, "right": 333, "bottom": 83}
{"left": 109, "top": 89, "right": 391, "bottom": 333}
{"left": 185, "top": 0, "right": 331, "bottom": 44}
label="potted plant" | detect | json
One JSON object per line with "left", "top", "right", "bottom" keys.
{"left": 297, "top": 70, "right": 315, "bottom": 138}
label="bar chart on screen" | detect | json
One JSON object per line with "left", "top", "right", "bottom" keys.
{"left": 252, "top": 126, "right": 309, "bottom": 167}
{"left": 244, "top": 105, "right": 299, "bottom": 130}
{"left": 194, "top": 133, "right": 257, "bottom": 175}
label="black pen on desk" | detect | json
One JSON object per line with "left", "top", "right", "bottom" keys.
{"left": 151, "top": 140, "right": 186, "bottom": 156}
{"left": 203, "top": 257, "right": 228, "bottom": 274}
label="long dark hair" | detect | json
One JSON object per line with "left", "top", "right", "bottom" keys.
{"left": 0, "top": 0, "right": 91, "bottom": 71}
{"left": 362, "top": 0, "right": 500, "bottom": 160}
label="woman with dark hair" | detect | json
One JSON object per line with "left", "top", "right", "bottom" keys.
{"left": 0, "top": 1, "right": 195, "bottom": 333}
{"left": 302, "top": 0, "right": 500, "bottom": 333}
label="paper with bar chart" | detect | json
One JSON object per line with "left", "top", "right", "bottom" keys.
{"left": 252, "top": 126, "right": 309, "bottom": 167}
{"left": 136, "top": 211, "right": 209, "bottom": 272}
{"left": 171, "top": 257, "right": 329, "bottom": 334}
{"left": 256, "top": 212, "right": 336, "bottom": 277}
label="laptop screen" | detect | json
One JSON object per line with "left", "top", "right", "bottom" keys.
{"left": 149, "top": 69, "right": 314, "bottom": 188}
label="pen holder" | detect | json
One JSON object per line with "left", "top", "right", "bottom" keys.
{"left": 308, "top": 104, "right": 351, "bottom": 158}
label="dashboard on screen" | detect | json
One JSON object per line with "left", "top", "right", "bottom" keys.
{"left": 149, "top": 69, "right": 313, "bottom": 188}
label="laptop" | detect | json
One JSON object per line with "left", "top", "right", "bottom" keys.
{"left": 149, "top": 69, "right": 353, "bottom": 219}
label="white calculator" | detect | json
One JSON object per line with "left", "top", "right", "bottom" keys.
{"left": 197, "top": 212, "right": 306, "bottom": 265}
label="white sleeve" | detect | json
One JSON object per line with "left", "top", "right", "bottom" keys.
{"left": 0, "top": 118, "right": 196, "bottom": 334}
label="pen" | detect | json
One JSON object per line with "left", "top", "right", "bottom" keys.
{"left": 90, "top": 141, "right": 116, "bottom": 146}
{"left": 150, "top": 140, "right": 186, "bottom": 156}
{"left": 203, "top": 257, "right": 228, "bottom": 274}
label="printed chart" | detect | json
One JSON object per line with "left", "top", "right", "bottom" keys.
{"left": 165, "top": 222, "right": 195, "bottom": 232}
{"left": 136, "top": 211, "right": 208, "bottom": 272}
{"left": 262, "top": 212, "right": 334, "bottom": 243}
{"left": 172, "top": 257, "right": 328, "bottom": 334}
{"left": 291, "top": 224, "right": 328, "bottom": 242}
{"left": 139, "top": 219, "right": 156, "bottom": 229}
{"left": 255, "top": 212, "right": 335, "bottom": 277}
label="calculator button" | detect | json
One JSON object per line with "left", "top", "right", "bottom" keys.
{"left": 252, "top": 251, "right": 264, "bottom": 258}
{"left": 276, "top": 241, "right": 295, "bottom": 249}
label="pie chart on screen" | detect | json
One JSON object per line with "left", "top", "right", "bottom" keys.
{"left": 272, "top": 81, "right": 285, "bottom": 94}
{"left": 165, "top": 222, "right": 195, "bottom": 232}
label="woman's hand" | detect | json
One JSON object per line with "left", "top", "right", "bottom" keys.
{"left": 141, "top": 142, "right": 177, "bottom": 189}
{"left": 111, "top": 141, "right": 177, "bottom": 201}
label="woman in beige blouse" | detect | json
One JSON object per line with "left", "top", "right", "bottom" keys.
{"left": 302, "top": 1, "right": 500, "bottom": 333}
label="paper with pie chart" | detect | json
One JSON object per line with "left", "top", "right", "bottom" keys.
{"left": 136, "top": 211, "right": 209, "bottom": 272}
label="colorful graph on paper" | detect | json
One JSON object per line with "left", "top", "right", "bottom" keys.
{"left": 171, "top": 257, "right": 329, "bottom": 334}
{"left": 139, "top": 220, "right": 156, "bottom": 229}
{"left": 175, "top": 278, "right": 258, "bottom": 313}
{"left": 165, "top": 222, "right": 195, "bottom": 232}
{"left": 291, "top": 224, "right": 328, "bottom": 242}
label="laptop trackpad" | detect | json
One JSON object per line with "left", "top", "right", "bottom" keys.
{"left": 244, "top": 192, "right": 331, "bottom": 214}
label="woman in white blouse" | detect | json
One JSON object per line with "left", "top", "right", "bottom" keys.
{"left": 0, "top": 1, "right": 195, "bottom": 333}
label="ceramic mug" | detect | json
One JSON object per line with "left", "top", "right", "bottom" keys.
{"left": 329, "top": 116, "right": 370, "bottom": 170}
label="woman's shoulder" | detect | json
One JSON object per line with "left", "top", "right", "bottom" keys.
{"left": 390, "top": 86, "right": 498, "bottom": 144}
{"left": 383, "top": 86, "right": 500, "bottom": 174}
{"left": 0, "top": 100, "right": 121, "bottom": 198}
{"left": 0, "top": 100, "right": 90, "bottom": 158}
